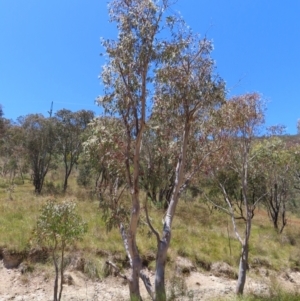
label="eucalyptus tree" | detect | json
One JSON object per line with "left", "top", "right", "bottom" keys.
{"left": 91, "top": 1, "right": 224, "bottom": 300}
{"left": 54, "top": 109, "right": 94, "bottom": 192}
{"left": 95, "top": 1, "right": 168, "bottom": 299}
{"left": 19, "top": 114, "right": 56, "bottom": 194}
{"left": 208, "top": 93, "right": 265, "bottom": 295}
{"left": 83, "top": 116, "right": 128, "bottom": 209}
{"left": 254, "top": 136, "right": 295, "bottom": 233}
{"left": 150, "top": 25, "right": 224, "bottom": 300}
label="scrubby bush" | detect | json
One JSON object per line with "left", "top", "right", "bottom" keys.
{"left": 34, "top": 200, "right": 87, "bottom": 301}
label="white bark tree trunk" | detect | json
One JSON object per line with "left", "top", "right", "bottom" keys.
{"left": 154, "top": 123, "right": 190, "bottom": 301}
{"left": 236, "top": 242, "right": 249, "bottom": 294}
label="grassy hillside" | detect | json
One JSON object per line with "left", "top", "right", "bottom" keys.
{"left": 1, "top": 171, "right": 300, "bottom": 300}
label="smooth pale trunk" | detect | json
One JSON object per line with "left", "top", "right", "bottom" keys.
{"left": 236, "top": 243, "right": 248, "bottom": 295}
{"left": 154, "top": 196, "right": 179, "bottom": 301}
{"left": 153, "top": 123, "right": 189, "bottom": 301}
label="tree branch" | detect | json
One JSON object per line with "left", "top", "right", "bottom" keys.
{"left": 203, "top": 193, "right": 231, "bottom": 216}
{"left": 218, "top": 182, "right": 243, "bottom": 245}
{"left": 106, "top": 260, "right": 128, "bottom": 280}
{"left": 144, "top": 198, "right": 160, "bottom": 244}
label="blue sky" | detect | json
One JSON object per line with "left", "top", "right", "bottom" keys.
{"left": 0, "top": 0, "right": 299, "bottom": 133}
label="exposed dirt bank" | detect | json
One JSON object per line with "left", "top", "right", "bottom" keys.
{"left": 1, "top": 259, "right": 300, "bottom": 301}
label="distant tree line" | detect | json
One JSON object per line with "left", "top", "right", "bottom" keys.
{"left": 0, "top": 108, "right": 94, "bottom": 194}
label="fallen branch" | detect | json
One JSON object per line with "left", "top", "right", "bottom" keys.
{"left": 105, "top": 260, "right": 128, "bottom": 280}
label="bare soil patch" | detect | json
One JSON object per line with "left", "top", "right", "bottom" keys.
{"left": 0, "top": 259, "right": 299, "bottom": 300}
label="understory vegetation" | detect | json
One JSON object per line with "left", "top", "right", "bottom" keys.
{"left": 1, "top": 168, "right": 300, "bottom": 300}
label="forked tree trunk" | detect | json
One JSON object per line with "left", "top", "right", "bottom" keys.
{"left": 236, "top": 141, "right": 251, "bottom": 295}
{"left": 221, "top": 185, "right": 251, "bottom": 296}
{"left": 154, "top": 123, "right": 190, "bottom": 301}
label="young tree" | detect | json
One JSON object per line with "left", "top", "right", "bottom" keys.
{"left": 255, "top": 136, "right": 295, "bottom": 233}
{"left": 208, "top": 93, "right": 265, "bottom": 295}
{"left": 34, "top": 200, "right": 87, "bottom": 301}
{"left": 54, "top": 109, "right": 94, "bottom": 192}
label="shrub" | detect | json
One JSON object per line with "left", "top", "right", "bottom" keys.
{"left": 33, "top": 200, "right": 87, "bottom": 301}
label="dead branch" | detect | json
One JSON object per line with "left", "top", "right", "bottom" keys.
{"left": 105, "top": 260, "right": 128, "bottom": 280}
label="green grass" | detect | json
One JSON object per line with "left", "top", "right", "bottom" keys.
{"left": 2, "top": 172, "right": 300, "bottom": 301}
{"left": 0, "top": 184, "right": 44, "bottom": 251}
{"left": 1, "top": 179, "right": 300, "bottom": 270}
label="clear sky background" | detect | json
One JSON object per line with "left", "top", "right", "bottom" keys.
{"left": 0, "top": 1, "right": 299, "bottom": 133}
